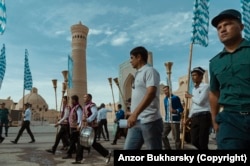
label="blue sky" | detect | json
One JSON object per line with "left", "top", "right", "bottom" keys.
{"left": 0, "top": 0, "right": 242, "bottom": 110}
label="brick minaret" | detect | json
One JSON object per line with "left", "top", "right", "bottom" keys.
{"left": 70, "top": 22, "right": 89, "bottom": 104}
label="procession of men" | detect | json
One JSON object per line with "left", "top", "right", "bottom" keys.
{"left": 0, "top": 0, "right": 250, "bottom": 165}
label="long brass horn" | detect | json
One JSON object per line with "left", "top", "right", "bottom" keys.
{"left": 113, "top": 77, "right": 126, "bottom": 108}
{"left": 108, "top": 77, "right": 116, "bottom": 112}
{"left": 164, "top": 62, "right": 173, "bottom": 122}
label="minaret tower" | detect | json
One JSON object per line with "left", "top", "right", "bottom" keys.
{"left": 70, "top": 22, "right": 89, "bottom": 104}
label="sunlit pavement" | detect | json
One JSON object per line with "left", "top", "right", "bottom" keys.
{"left": 0, "top": 124, "right": 217, "bottom": 166}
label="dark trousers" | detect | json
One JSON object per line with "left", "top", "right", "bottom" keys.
{"left": 190, "top": 112, "right": 211, "bottom": 150}
{"left": 112, "top": 123, "right": 126, "bottom": 144}
{"left": 162, "top": 123, "right": 181, "bottom": 150}
{"left": 52, "top": 124, "right": 70, "bottom": 151}
{"left": 0, "top": 119, "right": 9, "bottom": 137}
{"left": 0, "top": 121, "right": 3, "bottom": 138}
{"left": 15, "top": 121, "right": 35, "bottom": 143}
{"left": 67, "top": 128, "right": 79, "bottom": 156}
{"left": 216, "top": 111, "right": 250, "bottom": 149}
{"left": 76, "top": 127, "right": 109, "bottom": 161}
{"left": 97, "top": 122, "right": 106, "bottom": 139}
{"left": 97, "top": 119, "right": 109, "bottom": 140}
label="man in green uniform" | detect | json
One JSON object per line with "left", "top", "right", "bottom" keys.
{"left": 0, "top": 103, "right": 9, "bottom": 142}
{"left": 209, "top": 9, "right": 250, "bottom": 149}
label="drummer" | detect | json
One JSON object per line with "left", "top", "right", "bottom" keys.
{"left": 72, "top": 94, "right": 111, "bottom": 164}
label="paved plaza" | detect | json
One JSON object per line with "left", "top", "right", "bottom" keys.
{"left": 0, "top": 124, "right": 217, "bottom": 166}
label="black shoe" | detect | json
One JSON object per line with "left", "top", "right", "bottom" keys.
{"left": 62, "top": 155, "right": 72, "bottom": 159}
{"left": 46, "top": 149, "right": 55, "bottom": 154}
{"left": 10, "top": 140, "right": 17, "bottom": 144}
{"left": 5, "top": 133, "right": 8, "bottom": 137}
{"left": 0, "top": 137, "right": 5, "bottom": 143}
{"left": 111, "top": 142, "right": 116, "bottom": 145}
{"left": 105, "top": 139, "right": 109, "bottom": 141}
{"left": 29, "top": 140, "right": 35, "bottom": 143}
{"left": 105, "top": 151, "right": 112, "bottom": 164}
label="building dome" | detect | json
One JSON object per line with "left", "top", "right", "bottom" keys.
{"left": 16, "top": 87, "right": 48, "bottom": 111}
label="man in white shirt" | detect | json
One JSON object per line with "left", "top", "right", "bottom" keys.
{"left": 11, "top": 103, "right": 35, "bottom": 144}
{"left": 185, "top": 67, "right": 211, "bottom": 150}
{"left": 124, "top": 46, "right": 163, "bottom": 150}
{"left": 97, "top": 103, "right": 112, "bottom": 141}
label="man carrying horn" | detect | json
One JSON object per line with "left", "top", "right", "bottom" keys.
{"left": 185, "top": 67, "right": 211, "bottom": 150}
{"left": 162, "top": 86, "right": 183, "bottom": 150}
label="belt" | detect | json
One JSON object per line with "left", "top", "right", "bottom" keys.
{"left": 191, "top": 111, "right": 210, "bottom": 118}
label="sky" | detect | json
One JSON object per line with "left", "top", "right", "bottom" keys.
{"left": 0, "top": 0, "right": 243, "bottom": 110}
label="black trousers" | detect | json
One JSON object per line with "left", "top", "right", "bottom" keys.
{"left": 97, "top": 119, "right": 109, "bottom": 140}
{"left": 0, "top": 119, "right": 9, "bottom": 137}
{"left": 67, "top": 128, "right": 79, "bottom": 156}
{"left": 52, "top": 124, "right": 70, "bottom": 151}
{"left": 15, "top": 121, "right": 35, "bottom": 143}
{"left": 190, "top": 112, "right": 211, "bottom": 150}
{"left": 112, "top": 124, "right": 126, "bottom": 144}
{"left": 76, "top": 127, "right": 109, "bottom": 161}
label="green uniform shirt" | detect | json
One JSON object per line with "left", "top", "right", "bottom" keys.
{"left": 209, "top": 39, "right": 250, "bottom": 110}
{"left": 0, "top": 108, "right": 9, "bottom": 121}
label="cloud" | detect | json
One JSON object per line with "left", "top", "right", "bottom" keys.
{"left": 55, "top": 30, "right": 66, "bottom": 36}
{"left": 127, "top": 12, "right": 193, "bottom": 47}
{"left": 111, "top": 32, "right": 130, "bottom": 46}
{"left": 89, "top": 29, "right": 103, "bottom": 35}
{"left": 88, "top": 11, "right": 193, "bottom": 48}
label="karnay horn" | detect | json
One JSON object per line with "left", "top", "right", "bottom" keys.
{"left": 62, "top": 70, "right": 68, "bottom": 83}
{"left": 113, "top": 77, "right": 126, "bottom": 108}
{"left": 108, "top": 77, "right": 116, "bottom": 112}
{"left": 164, "top": 62, "right": 173, "bottom": 122}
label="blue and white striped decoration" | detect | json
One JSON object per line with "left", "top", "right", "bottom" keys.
{"left": 24, "top": 49, "right": 33, "bottom": 90}
{"left": 0, "top": 0, "right": 6, "bottom": 35}
{"left": 191, "top": 0, "right": 210, "bottom": 47}
{"left": 241, "top": 0, "right": 250, "bottom": 41}
{"left": 0, "top": 44, "right": 6, "bottom": 89}
{"left": 68, "top": 54, "right": 73, "bottom": 89}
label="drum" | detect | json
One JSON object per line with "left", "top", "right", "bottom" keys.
{"left": 80, "top": 126, "right": 95, "bottom": 147}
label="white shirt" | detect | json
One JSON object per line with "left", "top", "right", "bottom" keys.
{"left": 86, "top": 105, "right": 98, "bottom": 123}
{"left": 97, "top": 108, "right": 112, "bottom": 122}
{"left": 188, "top": 83, "right": 211, "bottom": 118}
{"left": 131, "top": 64, "right": 162, "bottom": 124}
{"left": 24, "top": 108, "right": 31, "bottom": 121}
{"left": 58, "top": 106, "right": 70, "bottom": 124}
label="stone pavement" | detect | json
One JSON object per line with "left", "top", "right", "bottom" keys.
{"left": 0, "top": 124, "right": 217, "bottom": 166}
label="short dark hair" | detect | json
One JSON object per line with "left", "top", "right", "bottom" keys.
{"left": 87, "top": 94, "right": 92, "bottom": 100}
{"left": 100, "top": 103, "right": 105, "bottom": 108}
{"left": 130, "top": 46, "right": 148, "bottom": 63}
{"left": 118, "top": 104, "right": 122, "bottom": 109}
{"left": 71, "top": 95, "right": 79, "bottom": 102}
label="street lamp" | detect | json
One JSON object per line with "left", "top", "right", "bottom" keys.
{"left": 52, "top": 79, "right": 58, "bottom": 112}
